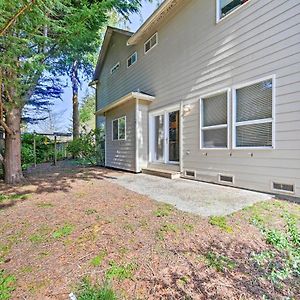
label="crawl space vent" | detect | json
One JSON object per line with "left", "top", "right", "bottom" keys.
{"left": 219, "top": 174, "right": 233, "bottom": 184}
{"left": 185, "top": 170, "right": 195, "bottom": 177}
{"left": 273, "top": 182, "right": 294, "bottom": 193}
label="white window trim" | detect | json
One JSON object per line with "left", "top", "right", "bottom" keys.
{"left": 144, "top": 32, "right": 158, "bottom": 54}
{"left": 110, "top": 62, "right": 120, "bottom": 75}
{"left": 232, "top": 75, "right": 276, "bottom": 150}
{"left": 127, "top": 51, "right": 137, "bottom": 68}
{"left": 199, "top": 88, "right": 230, "bottom": 150}
{"left": 112, "top": 116, "right": 126, "bottom": 141}
{"left": 216, "top": 0, "right": 252, "bottom": 24}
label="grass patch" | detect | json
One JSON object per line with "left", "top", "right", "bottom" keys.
{"left": 76, "top": 278, "right": 117, "bottom": 300}
{"left": 0, "top": 193, "right": 29, "bottom": 202}
{"left": 204, "top": 251, "right": 236, "bottom": 272}
{"left": 156, "top": 223, "right": 179, "bottom": 240}
{"left": 29, "top": 226, "right": 51, "bottom": 244}
{"left": 0, "top": 270, "right": 16, "bottom": 300}
{"left": 252, "top": 213, "right": 300, "bottom": 284}
{"left": 105, "top": 261, "right": 136, "bottom": 281}
{"left": 36, "top": 202, "right": 54, "bottom": 208}
{"left": 154, "top": 204, "right": 174, "bottom": 217}
{"left": 90, "top": 251, "right": 107, "bottom": 267}
{"left": 209, "top": 216, "right": 233, "bottom": 233}
{"left": 52, "top": 224, "right": 74, "bottom": 239}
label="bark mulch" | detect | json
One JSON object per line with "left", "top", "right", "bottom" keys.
{"left": 0, "top": 161, "right": 299, "bottom": 299}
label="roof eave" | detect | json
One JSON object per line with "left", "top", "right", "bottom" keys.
{"left": 127, "top": 0, "right": 180, "bottom": 45}
{"left": 95, "top": 92, "right": 155, "bottom": 116}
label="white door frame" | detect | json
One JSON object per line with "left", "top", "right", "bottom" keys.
{"left": 149, "top": 104, "right": 180, "bottom": 165}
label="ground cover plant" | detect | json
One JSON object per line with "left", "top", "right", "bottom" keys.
{"left": 0, "top": 161, "right": 299, "bottom": 299}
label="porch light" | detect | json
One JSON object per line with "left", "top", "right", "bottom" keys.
{"left": 183, "top": 104, "right": 191, "bottom": 113}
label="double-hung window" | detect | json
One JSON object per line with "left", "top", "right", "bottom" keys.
{"left": 217, "top": 0, "right": 250, "bottom": 21}
{"left": 233, "top": 78, "right": 274, "bottom": 148}
{"left": 112, "top": 116, "right": 126, "bottom": 141}
{"left": 200, "top": 90, "right": 229, "bottom": 149}
{"left": 144, "top": 33, "right": 158, "bottom": 54}
{"left": 127, "top": 52, "right": 137, "bottom": 68}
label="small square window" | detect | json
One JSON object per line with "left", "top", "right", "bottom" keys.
{"left": 110, "top": 62, "right": 120, "bottom": 74}
{"left": 217, "top": 0, "right": 250, "bottom": 21}
{"left": 127, "top": 52, "right": 137, "bottom": 68}
{"left": 144, "top": 33, "right": 158, "bottom": 54}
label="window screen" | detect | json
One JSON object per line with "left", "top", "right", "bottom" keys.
{"left": 235, "top": 79, "right": 273, "bottom": 148}
{"left": 203, "top": 93, "right": 227, "bottom": 127}
{"left": 112, "top": 117, "right": 126, "bottom": 140}
{"left": 220, "top": 0, "right": 249, "bottom": 19}
{"left": 236, "top": 79, "right": 272, "bottom": 122}
{"left": 127, "top": 52, "right": 137, "bottom": 67}
{"left": 113, "top": 120, "right": 118, "bottom": 140}
{"left": 201, "top": 92, "right": 228, "bottom": 148}
{"left": 144, "top": 33, "right": 157, "bottom": 53}
{"left": 118, "top": 117, "right": 126, "bottom": 140}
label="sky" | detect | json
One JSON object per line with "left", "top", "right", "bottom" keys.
{"left": 29, "top": 0, "right": 162, "bottom": 133}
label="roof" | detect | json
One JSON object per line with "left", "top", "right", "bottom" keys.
{"left": 92, "top": 26, "right": 133, "bottom": 82}
{"left": 92, "top": 0, "right": 185, "bottom": 82}
{"left": 95, "top": 92, "right": 155, "bottom": 115}
{"left": 127, "top": 0, "right": 182, "bottom": 45}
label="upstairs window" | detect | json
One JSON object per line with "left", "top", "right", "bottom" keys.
{"left": 217, "top": 0, "right": 250, "bottom": 21}
{"left": 110, "top": 62, "right": 120, "bottom": 74}
{"left": 127, "top": 52, "right": 137, "bottom": 68}
{"left": 200, "top": 91, "right": 229, "bottom": 149}
{"left": 233, "top": 78, "right": 274, "bottom": 148}
{"left": 144, "top": 33, "right": 158, "bottom": 54}
{"left": 112, "top": 116, "right": 126, "bottom": 141}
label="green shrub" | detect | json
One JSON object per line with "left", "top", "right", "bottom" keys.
{"left": 67, "top": 128, "right": 104, "bottom": 165}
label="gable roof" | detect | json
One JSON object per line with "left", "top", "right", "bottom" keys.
{"left": 92, "top": 0, "right": 186, "bottom": 83}
{"left": 91, "top": 26, "right": 133, "bottom": 83}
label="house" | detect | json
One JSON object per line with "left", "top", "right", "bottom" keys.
{"left": 92, "top": 0, "right": 300, "bottom": 198}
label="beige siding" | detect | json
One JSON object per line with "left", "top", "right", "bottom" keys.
{"left": 97, "top": 0, "right": 300, "bottom": 197}
{"left": 105, "top": 100, "right": 136, "bottom": 172}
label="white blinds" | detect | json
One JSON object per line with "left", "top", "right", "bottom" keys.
{"left": 235, "top": 79, "right": 273, "bottom": 148}
{"left": 201, "top": 92, "right": 228, "bottom": 148}
{"left": 203, "top": 93, "right": 228, "bottom": 127}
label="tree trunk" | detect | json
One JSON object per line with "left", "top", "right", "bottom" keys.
{"left": 4, "top": 107, "right": 23, "bottom": 184}
{"left": 72, "top": 61, "right": 80, "bottom": 140}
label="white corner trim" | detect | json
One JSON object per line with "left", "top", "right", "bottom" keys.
{"left": 135, "top": 98, "right": 139, "bottom": 173}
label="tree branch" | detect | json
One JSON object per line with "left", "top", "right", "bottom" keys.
{"left": 0, "top": 0, "right": 37, "bottom": 36}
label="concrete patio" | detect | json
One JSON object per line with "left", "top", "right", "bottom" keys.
{"left": 108, "top": 173, "right": 273, "bottom": 216}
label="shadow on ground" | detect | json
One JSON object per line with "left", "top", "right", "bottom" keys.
{"left": 0, "top": 160, "right": 120, "bottom": 210}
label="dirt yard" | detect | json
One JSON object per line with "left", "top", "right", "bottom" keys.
{"left": 0, "top": 161, "right": 299, "bottom": 299}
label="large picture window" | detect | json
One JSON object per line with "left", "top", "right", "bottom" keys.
{"left": 217, "top": 0, "right": 250, "bottom": 21}
{"left": 200, "top": 91, "right": 229, "bottom": 149}
{"left": 233, "top": 78, "right": 274, "bottom": 148}
{"left": 112, "top": 116, "right": 126, "bottom": 141}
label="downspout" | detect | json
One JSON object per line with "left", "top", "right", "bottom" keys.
{"left": 135, "top": 98, "right": 139, "bottom": 173}
{"left": 179, "top": 100, "right": 184, "bottom": 174}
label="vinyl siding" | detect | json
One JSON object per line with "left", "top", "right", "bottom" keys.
{"left": 97, "top": 0, "right": 300, "bottom": 197}
{"left": 105, "top": 100, "right": 136, "bottom": 172}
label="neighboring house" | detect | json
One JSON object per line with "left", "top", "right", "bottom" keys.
{"left": 92, "top": 0, "right": 300, "bottom": 198}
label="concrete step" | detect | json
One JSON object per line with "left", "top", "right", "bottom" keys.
{"left": 142, "top": 168, "right": 181, "bottom": 179}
